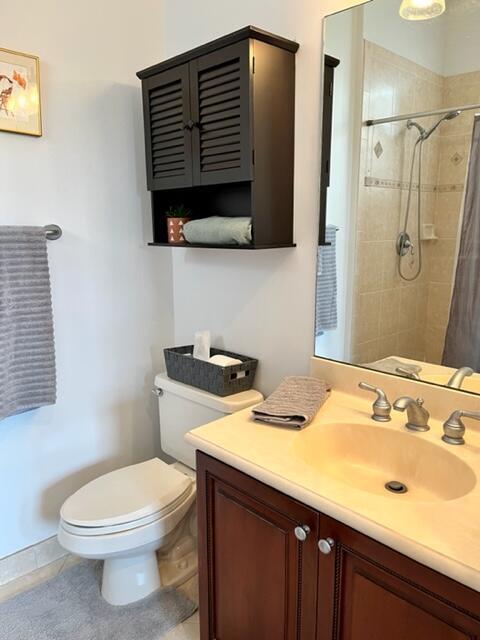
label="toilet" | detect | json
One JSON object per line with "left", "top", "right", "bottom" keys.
{"left": 57, "top": 373, "right": 262, "bottom": 605}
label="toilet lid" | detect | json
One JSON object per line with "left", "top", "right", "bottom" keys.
{"left": 60, "top": 458, "right": 193, "bottom": 528}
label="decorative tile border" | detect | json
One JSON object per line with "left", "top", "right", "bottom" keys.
{"left": 364, "top": 176, "right": 464, "bottom": 193}
{"left": 436, "top": 184, "right": 465, "bottom": 193}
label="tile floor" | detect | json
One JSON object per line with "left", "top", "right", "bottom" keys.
{"left": 0, "top": 555, "right": 200, "bottom": 639}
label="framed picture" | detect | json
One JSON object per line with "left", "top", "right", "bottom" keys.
{"left": 0, "top": 47, "right": 42, "bottom": 137}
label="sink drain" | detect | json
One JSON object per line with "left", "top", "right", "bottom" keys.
{"left": 385, "top": 480, "right": 408, "bottom": 494}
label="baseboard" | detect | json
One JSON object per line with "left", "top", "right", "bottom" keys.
{"left": 0, "top": 536, "right": 68, "bottom": 586}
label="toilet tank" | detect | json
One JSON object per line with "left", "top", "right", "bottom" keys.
{"left": 154, "top": 373, "right": 263, "bottom": 469}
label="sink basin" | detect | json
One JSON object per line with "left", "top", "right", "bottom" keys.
{"left": 423, "top": 373, "right": 480, "bottom": 394}
{"left": 295, "top": 423, "right": 476, "bottom": 502}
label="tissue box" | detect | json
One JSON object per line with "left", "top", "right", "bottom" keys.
{"left": 164, "top": 346, "right": 258, "bottom": 397}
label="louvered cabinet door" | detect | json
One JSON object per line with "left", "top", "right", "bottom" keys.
{"left": 142, "top": 64, "right": 193, "bottom": 190}
{"left": 190, "top": 41, "right": 253, "bottom": 186}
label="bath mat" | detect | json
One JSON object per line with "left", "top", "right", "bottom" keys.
{"left": 0, "top": 561, "right": 197, "bottom": 640}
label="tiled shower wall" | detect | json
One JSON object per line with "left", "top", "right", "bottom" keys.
{"left": 352, "top": 41, "right": 476, "bottom": 366}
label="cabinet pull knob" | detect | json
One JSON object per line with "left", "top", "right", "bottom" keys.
{"left": 318, "top": 537, "right": 335, "bottom": 555}
{"left": 294, "top": 525, "right": 310, "bottom": 541}
{"left": 183, "top": 120, "right": 194, "bottom": 131}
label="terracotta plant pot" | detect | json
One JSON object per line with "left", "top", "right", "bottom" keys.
{"left": 166, "top": 217, "right": 191, "bottom": 244}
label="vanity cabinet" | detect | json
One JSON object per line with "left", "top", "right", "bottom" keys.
{"left": 197, "top": 452, "right": 480, "bottom": 640}
{"left": 137, "top": 27, "right": 299, "bottom": 248}
{"left": 196, "top": 453, "right": 319, "bottom": 640}
{"left": 317, "top": 515, "right": 480, "bottom": 639}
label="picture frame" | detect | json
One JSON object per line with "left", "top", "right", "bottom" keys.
{"left": 0, "top": 47, "right": 42, "bottom": 137}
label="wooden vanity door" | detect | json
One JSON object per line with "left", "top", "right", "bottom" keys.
{"left": 317, "top": 515, "right": 480, "bottom": 640}
{"left": 197, "top": 452, "right": 319, "bottom": 640}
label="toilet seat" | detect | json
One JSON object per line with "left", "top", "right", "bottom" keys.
{"left": 58, "top": 482, "right": 196, "bottom": 561}
{"left": 61, "top": 484, "right": 194, "bottom": 536}
{"left": 60, "top": 458, "right": 193, "bottom": 533}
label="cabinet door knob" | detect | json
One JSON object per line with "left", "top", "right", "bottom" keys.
{"left": 294, "top": 525, "right": 310, "bottom": 541}
{"left": 318, "top": 537, "right": 335, "bottom": 554}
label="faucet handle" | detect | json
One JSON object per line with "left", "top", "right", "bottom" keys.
{"left": 395, "top": 366, "right": 420, "bottom": 380}
{"left": 358, "top": 382, "right": 392, "bottom": 422}
{"left": 443, "top": 410, "right": 480, "bottom": 445}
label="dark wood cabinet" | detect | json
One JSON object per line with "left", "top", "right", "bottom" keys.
{"left": 196, "top": 453, "right": 319, "bottom": 640}
{"left": 317, "top": 515, "right": 480, "bottom": 640}
{"left": 142, "top": 64, "right": 193, "bottom": 191}
{"left": 189, "top": 41, "right": 252, "bottom": 186}
{"left": 137, "top": 27, "right": 299, "bottom": 249}
{"left": 319, "top": 55, "right": 339, "bottom": 246}
{"left": 197, "top": 452, "right": 480, "bottom": 640}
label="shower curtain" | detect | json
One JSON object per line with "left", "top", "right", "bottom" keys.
{"left": 442, "top": 115, "right": 480, "bottom": 371}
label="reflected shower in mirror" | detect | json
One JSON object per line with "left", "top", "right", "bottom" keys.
{"left": 314, "top": 0, "right": 480, "bottom": 395}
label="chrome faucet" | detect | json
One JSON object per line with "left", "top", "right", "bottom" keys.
{"left": 442, "top": 410, "right": 480, "bottom": 445}
{"left": 446, "top": 367, "right": 474, "bottom": 389}
{"left": 358, "top": 382, "right": 391, "bottom": 422}
{"left": 393, "top": 397, "right": 430, "bottom": 432}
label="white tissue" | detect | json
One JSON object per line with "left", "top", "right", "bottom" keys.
{"left": 208, "top": 354, "right": 242, "bottom": 367}
{"left": 193, "top": 330, "right": 211, "bottom": 361}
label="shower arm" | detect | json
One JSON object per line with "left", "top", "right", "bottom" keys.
{"left": 365, "top": 103, "right": 480, "bottom": 127}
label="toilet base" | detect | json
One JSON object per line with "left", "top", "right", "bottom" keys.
{"left": 102, "top": 550, "right": 160, "bottom": 606}
{"left": 159, "top": 548, "right": 198, "bottom": 588}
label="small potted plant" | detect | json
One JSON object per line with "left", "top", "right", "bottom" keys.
{"left": 165, "top": 205, "right": 191, "bottom": 244}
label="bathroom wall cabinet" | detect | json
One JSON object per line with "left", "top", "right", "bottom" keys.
{"left": 197, "top": 452, "right": 480, "bottom": 639}
{"left": 319, "top": 55, "right": 339, "bottom": 246}
{"left": 137, "top": 27, "right": 299, "bottom": 248}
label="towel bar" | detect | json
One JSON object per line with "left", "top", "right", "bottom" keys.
{"left": 44, "top": 224, "right": 62, "bottom": 240}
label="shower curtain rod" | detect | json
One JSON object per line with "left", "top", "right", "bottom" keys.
{"left": 365, "top": 103, "right": 480, "bottom": 127}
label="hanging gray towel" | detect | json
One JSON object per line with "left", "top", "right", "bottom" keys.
{"left": 315, "top": 225, "right": 338, "bottom": 335}
{"left": 0, "top": 227, "right": 56, "bottom": 420}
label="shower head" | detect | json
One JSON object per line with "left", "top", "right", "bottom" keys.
{"left": 421, "top": 110, "right": 461, "bottom": 140}
{"left": 444, "top": 110, "right": 462, "bottom": 120}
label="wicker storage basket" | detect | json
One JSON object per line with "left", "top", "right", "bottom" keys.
{"left": 164, "top": 346, "right": 258, "bottom": 397}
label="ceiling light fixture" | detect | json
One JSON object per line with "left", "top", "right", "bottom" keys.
{"left": 399, "top": 0, "right": 446, "bottom": 20}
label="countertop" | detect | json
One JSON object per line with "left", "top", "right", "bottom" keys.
{"left": 186, "top": 389, "right": 480, "bottom": 592}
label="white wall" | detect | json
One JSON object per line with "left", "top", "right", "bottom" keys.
{"left": 315, "top": 6, "right": 364, "bottom": 361}
{"left": 0, "top": 0, "right": 173, "bottom": 558}
{"left": 163, "top": 0, "right": 364, "bottom": 396}
{"left": 364, "top": 0, "right": 446, "bottom": 75}
{"left": 443, "top": 2, "right": 480, "bottom": 76}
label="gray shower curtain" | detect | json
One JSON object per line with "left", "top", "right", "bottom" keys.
{"left": 442, "top": 115, "right": 480, "bottom": 371}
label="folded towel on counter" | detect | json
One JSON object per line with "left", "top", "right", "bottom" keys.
{"left": 183, "top": 216, "right": 252, "bottom": 246}
{"left": 252, "top": 376, "right": 331, "bottom": 429}
{"left": 0, "top": 226, "right": 57, "bottom": 420}
{"left": 364, "top": 357, "right": 422, "bottom": 376}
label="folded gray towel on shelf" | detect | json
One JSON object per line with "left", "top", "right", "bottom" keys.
{"left": 364, "top": 357, "right": 422, "bottom": 376}
{"left": 252, "top": 376, "right": 331, "bottom": 429}
{"left": 0, "top": 226, "right": 57, "bottom": 421}
{"left": 183, "top": 216, "right": 252, "bottom": 245}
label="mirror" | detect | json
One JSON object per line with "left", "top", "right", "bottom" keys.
{"left": 314, "top": 0, "right": 480, "bottom": 394}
